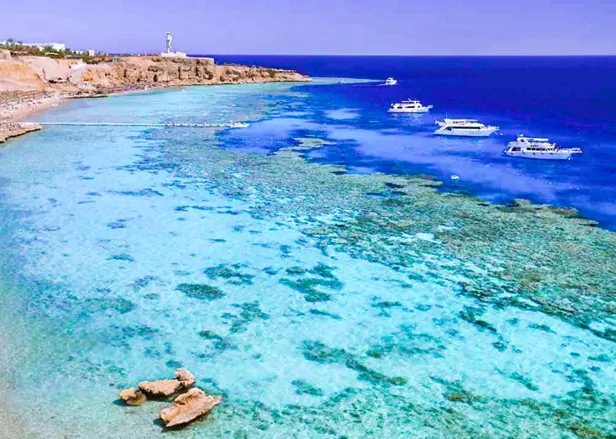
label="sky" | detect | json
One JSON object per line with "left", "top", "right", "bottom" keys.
{"left": 1, "top": 0, "right": 616, "bottom": 55}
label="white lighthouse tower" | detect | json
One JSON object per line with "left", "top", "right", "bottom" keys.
{"left": 160, "top": 31, "right": 186, "bottom": 57}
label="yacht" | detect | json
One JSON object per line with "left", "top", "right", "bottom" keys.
{"left": 385, "top": 77, "right": 398, "bottom": 86}
{"left": 503, "top": 135, "right": 582, "bottom": 160}
{"left": 434, "top": 119, "right": 499, "bottom": 137}
{"left": 388, "top": 99, "right": 433, "bottom": 114}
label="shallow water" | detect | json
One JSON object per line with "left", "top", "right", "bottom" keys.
{"left": 1, "top": 80, "right": 615, "bottom": 438}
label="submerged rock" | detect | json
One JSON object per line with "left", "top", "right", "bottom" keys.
{"left": 160, "top": 388, "right": 222, "bottom": 428}
{"left": 225, "top": 301, "right": 270, "bottom": 333}
{"left": 292, "top": 379, "right": 324, "bottom": 397}
{"left": 204, "top": 263, "right": 254, "bottom": 285}
{"left": 176, "top": 283, "right": 224, "bottom": 300}
{"left": 302, "top": 340, "right": 407, "bottom": 386}
{"left": 119, "top": 387, "right": 146, "bottom": 406}
{"left": 83, "top": 297, "right": 136, "bottom": 314}
{"left": 139, "top": 368, "right": 195, "bottom": 397}
{"left": 279, "top": 277, "right": 343, "bottom": 303}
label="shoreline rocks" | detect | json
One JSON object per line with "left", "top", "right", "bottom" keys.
{"left": 160, "top": 388, "right": 223, "bottom": 428}
{"left": 0, "top": 121, "right": 42, "bottom": 144}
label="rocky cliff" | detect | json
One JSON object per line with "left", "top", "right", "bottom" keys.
{"left": 80, "top": 56, "right": 309, "bottom": 91}
{"left": 0, "top": 59, "right": 47, "bottom": 91}
{"left": 0, "top": 54, "right": 310, "bottom": 123}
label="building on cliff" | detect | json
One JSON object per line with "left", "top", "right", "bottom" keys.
{"left": 1, "top": 41, "right": 66, "bottom": 52}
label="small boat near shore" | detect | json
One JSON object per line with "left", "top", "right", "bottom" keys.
{"left": 228, "top": 122, "right": 250, "bottom": 128}
{"left": 388, "top": 99, "right": 433, "bottom": 114}
{"left": 503, "top": 135, "right": 582, "bottom": 160}
{"left": 384, "top": 77, "right": 398, "bottom": 86}
{"left": 434, "top": 119, "right": 499, "bottom": 137}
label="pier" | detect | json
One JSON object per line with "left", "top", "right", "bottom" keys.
{"left": 25, "top": 121, "right": 250, "bottom": 128}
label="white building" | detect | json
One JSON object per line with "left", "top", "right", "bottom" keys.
{"left": 0, "top": 40, "right": 66, "bottom": 51}
{"left": 33, "top": 42, "right": 66, "bottom": 51}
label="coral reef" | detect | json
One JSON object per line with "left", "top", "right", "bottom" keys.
{"left": 156, "top": 141, "right": 616, "bottom": 329}
{"left": 176, "top": 284, "right": 225, "bottom": 300}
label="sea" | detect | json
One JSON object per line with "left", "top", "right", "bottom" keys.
{"left": 0, "top": 56, "right": 615, "bottom": 438}
{"left": 211, "top": 55, "right": 616, "bottom": 228}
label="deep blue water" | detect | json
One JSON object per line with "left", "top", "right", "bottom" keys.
{"left": 201, "top": 55, "right": 616, "bottom": 228}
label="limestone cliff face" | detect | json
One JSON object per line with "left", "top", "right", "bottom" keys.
{"left": 0, "top": 59, "right": 46, "bottom": 91}
{"left": 1, "top": 55, "right": 309, "bottom": 95}
{"left": 80, "top": 56, "right": 309, "bottom": 91}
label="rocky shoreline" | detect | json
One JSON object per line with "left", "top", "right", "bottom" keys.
{"left": 0, "top": 121, "right": 42, "bottom": 144}
{"left": 80, "top": 56, "right": 310, "bottom": 90}
{"left": 0, "top": 51, "right": 310, "bottom": 141}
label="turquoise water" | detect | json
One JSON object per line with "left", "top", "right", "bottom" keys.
{"left": 1, "top": 81, "right": 615, "bottom": 438}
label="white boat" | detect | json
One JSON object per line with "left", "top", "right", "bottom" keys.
{"left": 434, "top": 119, "right": 499, "bottom": 137}
{"left": 503, "top": 135, "right": 582, "bottom": 160}
{"left": 229, "top": 122, "right": 249, "bottom": 128}
{"left": 385, "top": 77, "right": 398, "bottom": 86}
{"left": 388, "top": 99, "right": 433, "bottom": 114}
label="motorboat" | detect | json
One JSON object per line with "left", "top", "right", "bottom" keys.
{"left": 388, "top": 99, "right": 433, "bottom": 113}
{"left": 503, "top": 135, "right": 582, "bottom": 160}
{"left": 434, "top": 118, "right": 499, "bottom": 137}
{"left": 385, "top": 77, "right": 398, "bottom": 86}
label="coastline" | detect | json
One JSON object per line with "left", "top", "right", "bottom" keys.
{"left": 0, "top": 91, "right": 56, "bottom": 143}
{"left": 0, "top": 52, "right": 311, "bottom": 143}
{"left": 0, "top": 82, "right": 309, "bottom": 144}
{"left": 1, "top": 77, "right": 378, "bottom": 144}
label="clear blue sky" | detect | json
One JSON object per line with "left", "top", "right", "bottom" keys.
{"left": 2, "top": 0, "right": 615, "bottom": 55}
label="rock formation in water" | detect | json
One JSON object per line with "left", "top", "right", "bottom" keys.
{"left": 119, "top": 387, "right": 146, "bottom": 406}
{"left": 118, "top": 368, "right": 221, "bottom": 429}
{"left": 139, "top": 367, "right": 195, "bottom": 397}
{"left": 159, "top": 388, "right": 223, "bottom": 428}
{"left": 175, "top": 368, "right": 196, "bottom": 387}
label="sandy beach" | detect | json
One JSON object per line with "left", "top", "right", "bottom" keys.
{"left": 0, "top": 91, "right": 59, "bottom": 120}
